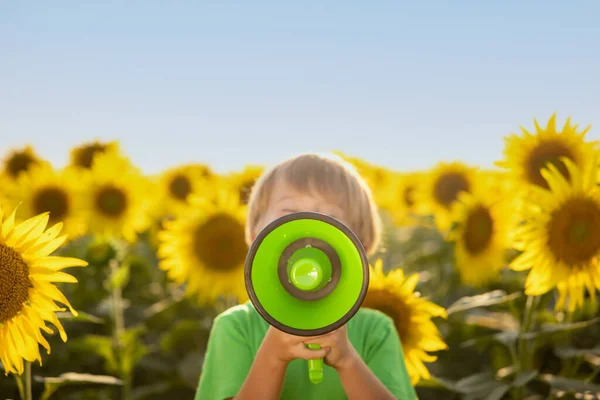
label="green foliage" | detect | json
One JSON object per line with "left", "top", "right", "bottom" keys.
{"left": 3, "top": 213, "right": 600, "bottom": 400}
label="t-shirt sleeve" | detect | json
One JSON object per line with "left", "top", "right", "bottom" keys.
{"left": 364, "top": 313, "right": 418, "bottom": 400}
{"left": 194, "top": 312, "right": 253, "bottom": 400}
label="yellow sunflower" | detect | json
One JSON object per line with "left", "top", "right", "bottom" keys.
{"left": 510, "top": 156, "right": 600, "bottom": 312}
{"left": 414, "top": 161, "right": 478, "bottom": 232}
{"left": 68, "top": 140, "right": 121, "bottom": 170}
{"left": 81, "top": 151, "right": 153, "bottom": 242}
{"left": 0, "top": 206, "right": 87, "bottom": 375}
{"left": 7, "top": 163, "right": 86, "bottom": 240}
{"left": 332, "top": 151, "right": 393, "bottom": 205}
{"left": 362, "top": 259, "right": 447, "bottom": 385}
{"left": 224, "top": 165, "right": 265, "bottom": 205}
{"left": 447, "top": 181, "right": 515, "bottom": 287}
{"left": 381, "top": 171, "right": 425, "bottom": 226}
{"left": 152, "top": 163, "right": 217, "bottom": 218}
{"left": 157, "top": 190, "right": 249, "bottom": 304}
{"left": 495, "top": 113, "right": 595, "bottom": 192}
{"left": 2, "top": 145, "right": 47, "bottom": 181}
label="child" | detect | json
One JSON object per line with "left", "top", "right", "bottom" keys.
{"left": 195, "top": 153, "right": 418, "bottom": 399}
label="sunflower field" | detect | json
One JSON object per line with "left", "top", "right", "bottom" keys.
{"left": 1, "top": 113, "right": 600, "bottom": 400}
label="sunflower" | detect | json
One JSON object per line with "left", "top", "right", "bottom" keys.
{"left": 68, "top": 140, "right": 121, "bottom": 170}
{"left": 7, "top": 163, "right": 86, "bottom": 240}
{"left": 381, "top": 172, "right": 425, "bottom": 226}
{"left": 495, "top": 113, "right": 595, "bottom": 193}
{"left": 157, "top": 190, "right": 249, "bottom": 304}
{"left": 81, "top": 151, "right": 153, "bottom": 242}
{"left": 152, "top": 163, "right": 216, "bottom": 218}
{"left": 224, "top": 165, "right": 264, "bottom": 205}
{"left": 509, "top": 157, "right": 600, "bottom": 312}
{"left": 2, "top": 145, "right": 46, "bottom": 181}
{"left": 447, "top": 181, "right": 515, "bottom": 287}
{"left": 362, "top": 259, "right": 447, "bottom": 385}
{"left": 332, "top": 151, "right": 393, "bottom": 204}
{"left": 414, "top": 161, "right": 478, "bottom": 232}
{"left": 0, "top": 206, "right": 87, "bottom": 375}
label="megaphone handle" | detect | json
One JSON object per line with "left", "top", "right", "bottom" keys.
{"left": 306, "top": 343, "right": 324, "bottom": 384}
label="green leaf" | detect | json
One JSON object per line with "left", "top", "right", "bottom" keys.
{"left": 461, "top": 318, "right": 600, "bottom": 349}
{"left": 539, "top": 374, "right": 600, "bottom": 393}
{"left": 454, "top": 371, "right": 500, "bottom": 393}
{"left": 447, "top": 290, "right": 522, "bottom": 315}
{"left": 70, "top": 335, "right": 119, "bottom": 375}
{"left": 512, "top": 370, "right": 538, "bottom": 387}
{"left": 522, "top": 317, "right": 600, "bottom": 340}
{"left": 34, "top": 372, "right": 122, "bottom": 400}
{"left": 461, "top": 331, "right": 518, "bottom": 349}
{"left": 482, "top": 383, "right": 511, "bottom": 400}
{"left": 55, "top": 311, "right": 104, "bottom": 324}
{"left": 109, "top": 262, "right": 131, "bottom": 290}
{"left": 555, "top": 346, "right": 600, "bottom": 360}
{"left": 120, "top": 327, "right": 149, "bottom": 377}
{"left": 415, "top": 375, "right": 457, "bottom": 391}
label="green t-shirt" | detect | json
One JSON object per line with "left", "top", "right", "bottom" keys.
{"left": 195, "top": 301, "right": 417, "bottom": 400}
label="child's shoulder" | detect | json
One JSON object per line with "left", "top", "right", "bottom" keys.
{"left": 348, "top": 307, "right": 395, "bottom": 333}
{"left": 213, "top": 301, "right": 266, "bottom": 331}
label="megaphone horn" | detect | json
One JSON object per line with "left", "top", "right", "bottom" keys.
{"left": 244, "top": 211, "right": 370, "bottom": 384}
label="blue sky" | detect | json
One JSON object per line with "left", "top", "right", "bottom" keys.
{"left": 1, "top": 1, "right": 599, "bottom": 175}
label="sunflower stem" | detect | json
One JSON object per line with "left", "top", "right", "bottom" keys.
{"left": 23, "top": 361, "right": 32, "bottom": 400}
{"left": 514, "top": 295, "right": 539, "bottom": 398}
{"left": 109, "top": 258, "right": 130, "bottom": 400}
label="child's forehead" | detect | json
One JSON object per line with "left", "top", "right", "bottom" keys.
{"left": 271, "top": 176, "right": 326, "bottom": 202}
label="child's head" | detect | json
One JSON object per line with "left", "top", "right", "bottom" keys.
{"left": 245, "top": 153, "right": 381, "bottom": 255}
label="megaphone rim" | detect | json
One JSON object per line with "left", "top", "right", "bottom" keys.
{"left": 244, "top": 211, "right": 370, "bottom": 337}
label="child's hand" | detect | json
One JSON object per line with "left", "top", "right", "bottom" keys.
{"left": 262, "top": 325, "right": 358, "bottom": 370}
{"left": 262, "top": 326, "right": 331, "bottom": 365}
{"left": 314, "top": 325, "right": 358, "bottom": 371}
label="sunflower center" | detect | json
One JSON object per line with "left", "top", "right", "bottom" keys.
{"left": 6, "top": 152, "right": 36, "bottom": 178}
{"left": 403, "top": 186, "right": 415, "bottom": 207}
{"left": 77, "top": 144, "right": 107, "bottom": 169}
{"left": 362, "top": 289, "right": 412, "bottom": 343}
{"left": 547, "top": 197, "right": 600, "bottom": 265}
{"left": 33, "top": 187, "right": 70, "bottom": 222}
{"left": 239, "top": 180, "right": 256, "bottom": 205}
{"left": 0, "top": 244, "right": 32, "bottom": 323}
{"left": 169, "top": 175, "right": 192, "bottom": 201}
{"left": 433, "top": 173, "right": 470, "bottom": 208}
{"left": 192, "top": 213, "right": 248, "bottom": 271}
{"left": 463, "top": 205, "right": 494, "bottom": 255}
{"left": 526, "top": 140, "right": 575, "bottom": 189}
{"left": 95, "top": 185, "right": 127, "bottom": 217}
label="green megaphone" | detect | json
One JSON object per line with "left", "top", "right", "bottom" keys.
{"left": 244, "top": 211, "right": 370, "bottom": 384}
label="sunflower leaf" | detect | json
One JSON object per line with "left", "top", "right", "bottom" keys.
{"left": 454, "top": 371, "right": 502, "bottom": 394}
{"left": 55, "top": 310, "right": 104, "bottom": 324}
{"left": 109, "top": 261, "right": 131, "bottom": 290}
{"left": 415, "top": 375, "right": 458, "bottom": 391}
{"left": 554, "top": 346, "right": 600, "bottom": 360}
{"left": 481, "top": 383, "right": 511, "bottom": 400}
{"left": 34, "top": 373, "right": 122, "bottom": 400}
{"left": 447, "top": 290, "right": 522, "bottom": 315}
{"left": 521, "top": 317, "right": 600, "bottom": 340}
{"left": 538, "top": 374, "right": 600, "bottom": 393}
{"left": 512, "top": 370, "right": 538, "bottom": 387}
{"left": 460, "top": 331, "right": 518, "bottom": 349}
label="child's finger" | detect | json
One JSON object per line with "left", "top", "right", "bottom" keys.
{"left": 301, "top": 331, "right": 336, "bottom": 342}
{"left": 294, "top": 345, "right": 330, "bottom": 360}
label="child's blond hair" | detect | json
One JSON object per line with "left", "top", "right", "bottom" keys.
{"left": 245, "top": 153, "right": 381, "bottom": 255}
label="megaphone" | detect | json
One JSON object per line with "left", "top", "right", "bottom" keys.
{"left": 244, "top": 211, "right": 370, "bottom": 384}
